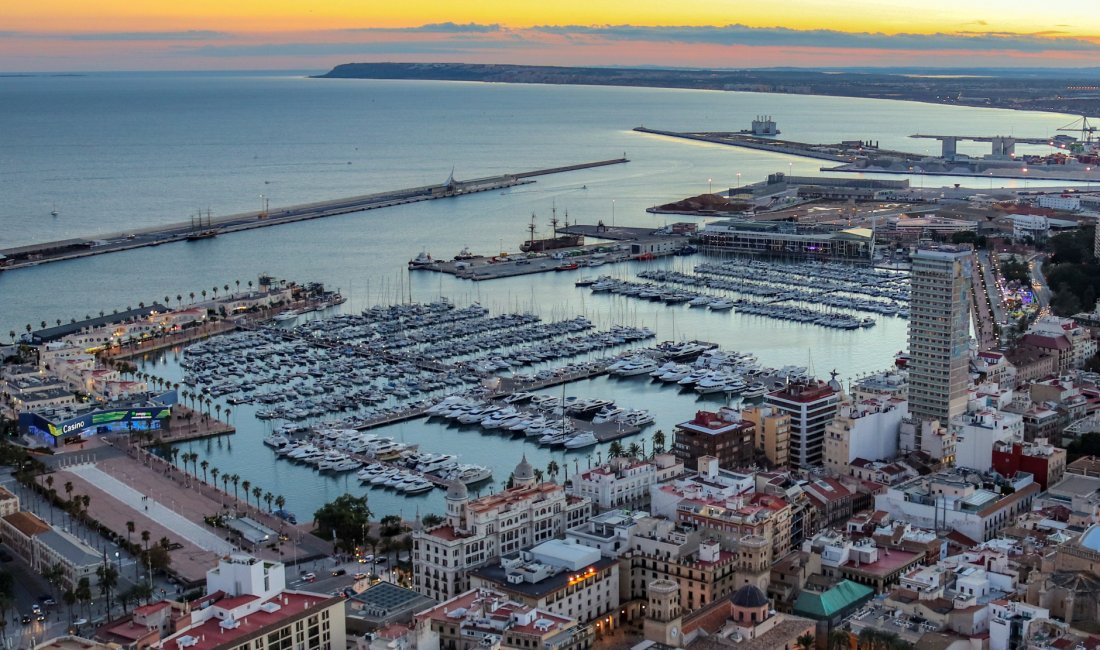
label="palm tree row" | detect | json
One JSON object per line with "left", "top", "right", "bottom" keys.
{"left": 181, "top": 458, "right": 284, "bottom": 514}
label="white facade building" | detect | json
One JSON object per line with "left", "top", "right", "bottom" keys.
{"left": 823, "top": 395, "right": 907, "bottom": 475}
{"left": 952, "top": 409, "right": 1024, "bottom": 471}
{"left": 413, "top": 456, "right": 592, "bottom": 602}
{"left": 569, "top": 454, "right": 683, "bottom": 511}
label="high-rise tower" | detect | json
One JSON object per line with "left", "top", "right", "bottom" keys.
{"left": 907, "top": 245, "right": 973, "bottom": 426}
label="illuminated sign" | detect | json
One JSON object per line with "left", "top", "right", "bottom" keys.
{"left": 62, "top": 421, "right": 86, "bottom": 434}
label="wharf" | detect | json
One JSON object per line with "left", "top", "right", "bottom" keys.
{"left": 413, "top": 228, "right": 689, "bottom": 282}
{"left": 634, "top": 127, "right": 855, "bottom": 162}
{"left": 351, "top": 405, "right": 434, "bottom": 432}
{"left": 0, "top": 158, "right": 629, "bottom": 272}
{"left": 821, "top": 161, "right": 1100, "bottom": 183}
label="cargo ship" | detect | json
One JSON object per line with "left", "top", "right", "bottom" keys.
{"left": 519, "top": 208, "right": 583, "bottom": 253}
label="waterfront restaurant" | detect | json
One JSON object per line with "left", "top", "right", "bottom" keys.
{"left": 18, "top": 392, "right": 176, "bottom": 446}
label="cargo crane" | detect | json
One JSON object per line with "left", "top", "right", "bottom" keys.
{"left": 1057, "top": 115, "right": 1097, "bottom": 153}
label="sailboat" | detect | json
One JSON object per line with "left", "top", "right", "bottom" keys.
{"left": 186, "top": 209, "right": 218, "bottom": 241}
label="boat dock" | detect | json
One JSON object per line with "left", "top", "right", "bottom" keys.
{"left": 412, "top": 228, "right": 691, "bottom": 282}
{"left": 633, "top": 127, "right": 855, "bottom": 162}
{"left": 0, "top": 158, "right": 629, "bottom": 272}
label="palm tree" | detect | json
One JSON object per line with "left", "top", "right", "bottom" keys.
{"left": 176, "top": 294, "right": 183, "bottom": 308}
{"left": 546, "top": 460, "right": 560, "bottom": 483}
{"left": 64, "top": 480, "right": 73, "bottom": 503}
{"left": 96, "top": 564, "right": 119, "bottom": 621}
{"left": 607, "top": 441, "right": 624, "bottom": 458}
{"left": 627, "top": 442, "right": 642, "bottom": 458}
{"left": 221, "top": 473, "right": 230, "bottom": 494}
{"left": 7, "top": 330, "right": 15, "bottom": 344}
{"left": 224, "top": 407, "right": 232, "bottom": 424}
{"left": 215, "top": 403, "right": 222, "bottom": 422}
{"left": 252, "top": 486, "right": 262, "bottom": 509}
{"left": 235, "top": 279, "right": 241, "bottom": 293}
{"left": 230, "top": 474, "right": 240, "bottom": 501}
{"left": 200, "top": 460, "right": 209, "bottom": 483}
{"left": 652, "top": 429, "right": 667, "bottom": 455}
{"left": 62, "top": 589, "right": 76, "bottom": 623}
{"left": 200, "top": 289, "right": 207, "bottom": 301}
{"left": 264, "top": 492, "right": 274, "bottom": 512}
{"left": 212, "top": 286, "right": 218, "bottom": 299}
{"left": 189, "top": 292, "right": 195, "bottom": 304}
{"left": 275, "top": 495, "right": 285, "bottom": 511}
{"left": 141, "top": 530, "right": 151, "bottom": 555}
{"left": 125, "top": 520, "right": 135, "bottom": 549}
{"left": 796, "top": 633, "right": 815, "bottom": 650}
{"left": 241, "top": 480, "right": 251, "bottom": 506}
{"left": 828, "top": 630, "right": 851, "bottom": 650}
{"left": 210, "top": 467, "right": 220, "bottom": 489}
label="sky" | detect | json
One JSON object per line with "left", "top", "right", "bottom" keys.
{"left": 3, "top": 0, "right": 1100, "bottom": 72}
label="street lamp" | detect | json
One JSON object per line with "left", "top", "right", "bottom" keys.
{"left": 707, "top": 178, "right": 712, "bottom": 194}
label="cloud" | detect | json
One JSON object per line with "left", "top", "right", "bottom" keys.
{"left": 2, "top": 30, "right": 230, "bottom": 41}
{"left": 344, "top": 22, "right": 503, "bottom": 34}
{"left": 527, "top": 24, "right": 1100, "bottom": 53}
{"left": 186, "top": 39, "right": 525, "bottom": 58}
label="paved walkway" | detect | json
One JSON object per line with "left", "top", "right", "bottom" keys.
{"left": 66, "top": 463, "right": 235, "bottom": 554}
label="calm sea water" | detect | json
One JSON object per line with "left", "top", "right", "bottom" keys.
{"left": 0, "top": 72, "right": 1077, "bottom": 519}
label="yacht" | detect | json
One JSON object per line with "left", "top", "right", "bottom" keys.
{"left": 688, "top": 296, "right": 712, "bottom": 308}
{"left": 708, "top": 299, "right": 735, "bottom": 311}
{"left": 616, "top": 359, "right": 659, "bottom": 377}
{"left": 563, "top": 431, "right": 599, "bottom": 449}
{"left": 403, "top": 479, "right": 435, "bottom": 495}
{"left": 618, "top": 410, "right": 655, "bottom": 427}
{"left": 263, "top": 434, "right": 289, "bottom": 448}
{"left": 592, "top": 407, "right": 625, "bottom": 424}
{"left": 447, "top": 465, "right": 492, "bottom": 485}
{"left": 741, "top": 383, "right": 767, "bottom": 399}
{"left": 408, "top": 251, "right": 435, "bottom": 269}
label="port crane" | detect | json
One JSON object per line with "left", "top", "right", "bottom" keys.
{"left": 1057, "top": 115, "right": 1097, "bottom": 149}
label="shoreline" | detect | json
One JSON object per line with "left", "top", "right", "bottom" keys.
{"left": 315, "top": 63, "right": 1099, "bottom": 121}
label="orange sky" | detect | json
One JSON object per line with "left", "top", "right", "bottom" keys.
{"left": 3, "top": 1, "right": 1099, "bottom": 71}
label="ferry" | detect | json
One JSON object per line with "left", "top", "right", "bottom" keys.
{"left": 555, "top": 262, "right": 579, "bottom": 271}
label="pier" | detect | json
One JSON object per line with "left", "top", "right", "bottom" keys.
{"left": 0, "top": 158, "right": 629, "bottom": 272}
{"left": 412, "top": 226, "right": 690, "bottom": 281}
{"left": 633, "top": 127, "right": 855, "bottom": 162}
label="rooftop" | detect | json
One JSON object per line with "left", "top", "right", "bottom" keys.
{"left": 470, "top": 555, "right": 618, "bottom": 598}
{"left": 2, "top": 511, "right": 51, "bottom": 538}
{"left": 793, "top": 580, "right": 874, "bottom": 619}
{"left": 158, "top": 591, "right": 341, "bottom": 650}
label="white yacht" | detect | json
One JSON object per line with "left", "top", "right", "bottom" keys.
{"left": 563, "top": 431, "right": 599, "bottom": 449}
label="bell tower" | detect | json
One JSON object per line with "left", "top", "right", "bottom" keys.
{"left": 643, "top": 579, "right": 683, "bottom": 647}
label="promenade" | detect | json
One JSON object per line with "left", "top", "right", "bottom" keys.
{"left": 40, "top": 438, "right": 332, "bottom": 585}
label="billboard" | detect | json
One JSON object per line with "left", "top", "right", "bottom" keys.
{"left": 22, "top": 406, "right": 172, "bottom": 439}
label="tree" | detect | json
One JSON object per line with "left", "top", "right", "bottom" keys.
{"left": 546, "top": 460, "right": 560, "bottom": 483}
{"left": 422, "top": 513, "right": 445, "bottom": 528}
{"left": 125, "top": 520, "right": 135, "bottom": 549}
{"left": 210, "top": 467, "right": 220, "bottom": 489}
{"left": 241, "top": 480, "right": 251, "bottom": 506}
{"left": 607, "top": 440, "right": 624, "bottom": 459}
{"left": 64, "top": 480, "right": 73, "bottom": 502}
{"left": 627, "top": 442, "right": 642, "bottom": 458}
{"left": 62, "top": 588, "right": 77, "bottom": 623}
{"left": 230, "top": 473, "right": 240, "bottom": 501}
{"left": 75, "top": 577, "right": 92, "bottom": 619}
{"left": 828, "top": 630, "right": 851, "bottom": 650}
{"left": 143, "top": 545, "right": 172, "bottom": 573}
{"left": 200, "top": 460, "right": 209, "bottom": 484}
{"left": 275, "top": 495, "right": 286, "bottom": 511}
{"left": 313, "top": 494, "right": 373, "bottom": 552}
{"left": 652, "top": 429, "right": 667, "bottom": 455}
{"left": 264, "top": 491, "right": 273, "bottom": 512}
{"left": 796, "top": 633, "right": 816, "bottom": 650}
{"left": 252, "top": 486, "right": 262, "bottom": 509}
{"left": 96, "top": 563, "right": 119, "bottom": 621}
{"left": 141, "top": 529, "right": 151, "bottom": 554}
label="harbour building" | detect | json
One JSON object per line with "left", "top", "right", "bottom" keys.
{"left": 907, "top": 246, "right": 974, "bottom": 428}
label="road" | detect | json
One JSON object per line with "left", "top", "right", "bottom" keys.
{"left": 1029, "top": 254, "right": 1052, "bottom": 311}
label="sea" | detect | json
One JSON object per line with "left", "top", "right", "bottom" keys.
{"left": 0, "top": 71, "right": 1081, "bottom": 520}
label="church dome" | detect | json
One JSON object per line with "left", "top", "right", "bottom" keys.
{"left": 730, "top": 585, "right": 768, "bottom": 609}
{"left": 514, "top": 454, "right": 535, "bottom": 481}
{"left": 1079, "top": 524, "right": 1100, "bottom": 551}
{"left": 446, "top": 478, "right": 468, "bottom": 501}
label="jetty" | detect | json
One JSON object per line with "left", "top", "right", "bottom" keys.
{"left": 0, "top": 158, "right": 628, "bottom": 272}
